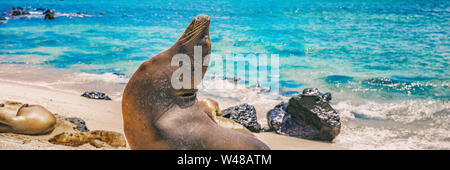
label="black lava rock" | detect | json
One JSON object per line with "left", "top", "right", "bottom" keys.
{"left": 267, "top": 88, "right": 340, "bottom": 142}
{"left": 221, "top": 103, "right": 261, "bottom": 132}
{"left": 302, "top": 88, "right": 332, "bottom": 102}
{"left": 64, "top": 117, "right": 90, "bottom": 132}
{"left": 43, "top": 9, "right": 55, "bottom": 20}
{"left": 112, "top": 72, "right": 125, "bottom": 76}
{"left": 267, "top": 102, "right": 319, "bottom": 139}
{"left": 81, "top": 91, "right": 112, "bottom": 100}
{"left": 286, "top": 88, "right": 340, "bottom": 141}
{"left": 11, "top": 7, "right": 23, "bottom": 16}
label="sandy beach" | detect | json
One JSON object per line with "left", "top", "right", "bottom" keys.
{"left": 1, "top": 0, "right": 449, "bottom": 151}
{"left": 0, "top": 80, "right": 343, "bottom": 150}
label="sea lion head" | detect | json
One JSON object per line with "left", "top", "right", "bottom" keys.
{"left": 166, "top": 14, "right": 211, "bottom": 107}
{"left": 171, "top": 14, "right": 211, "bottom": 98}
{"left": 0, "top": 101, "right": 23, "bottom": 113}
{"left": 124, "top": 14, "right": 211, "bottom": 123}
{"left": 176, "top": 14, "right": 211, "bottom": 53}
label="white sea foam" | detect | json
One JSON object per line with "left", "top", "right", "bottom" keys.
{"left": 72, "top": 72, "right": 129, "bottom": 84}
{"left": 334, "top": 99, "right": 449, "bottom": 123}
{"left": 333, "top": 99, "right": 450, "bottom": 149}
{"left": 55, "top": 12, "right": 93, "bottom": 18}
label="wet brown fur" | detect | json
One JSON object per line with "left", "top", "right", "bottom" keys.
{"left": 122, "top": 15, "right": 269, "bottom": 150}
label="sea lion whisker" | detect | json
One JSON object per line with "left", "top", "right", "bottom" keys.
{"left": 186, "top": 21, "right": 204, "bottom": 34}
{"left": 181, "top": 24, "right": 208, "bottom": 45}
{"left": 186, "top": 19, "right": 207, "bottom": 35}
{"left": 179, "top": 21, "right": 208, "bottom": 43}
{"left": 179, "top": 23, "right": 203, "bottom": 42}
{"left": 179, "top": 27, "right": 203, "bottom": 44}
{"left": 189, "top": 21, "right": 208, "bottom": 36}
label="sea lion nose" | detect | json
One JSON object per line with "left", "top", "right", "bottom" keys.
{"left": 0, "top": 103, "right": 4, "bottom": 107}
{"left": 195, "top": 14, "right": 210, "bottom": 22}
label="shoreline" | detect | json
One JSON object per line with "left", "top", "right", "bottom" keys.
{"left": 0, "top": 78, "right": 344, "bottom": 150}
{"left": 1, "top": 64, "right": 449, "bottom": 149}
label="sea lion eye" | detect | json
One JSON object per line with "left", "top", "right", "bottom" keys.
{"left": 0, "top": 104, "right": 4, "bottom": 107}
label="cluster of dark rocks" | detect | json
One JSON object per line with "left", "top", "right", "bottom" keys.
{"left": 220, "top": 88, "right": 341, "bottom": 142}
{"left": 81, "top": 91, "right": 112, "bottom": 100}
{"left": 11, "top": 7, "right": 31, "bottom": 16}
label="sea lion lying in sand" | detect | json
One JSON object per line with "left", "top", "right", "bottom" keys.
{"left": 0, "top": 101, "right": 56, "bottom": 135}
{"left": 199, "top": 98, "right": 254, "bottom": 136}
{"left": 0, "top": 101, "right": 125, "bottom": 149}
{"left": 48, "top": 130, "right": 127, "bottom": 148}
{"left": 122, "top": 14, "right": 269, "bottom": 150}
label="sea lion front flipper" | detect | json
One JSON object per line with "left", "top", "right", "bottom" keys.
{"left": 215, "top": 116, "right": 255, "bottom": 136}
{"left": 199, "top": 98, "right": 220, "bottom": 120}
{"left": 199, "top": 98, "right": 255, "bottom": 136}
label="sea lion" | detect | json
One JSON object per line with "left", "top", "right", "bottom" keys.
{"left": 122, "top": 14, "right": 269, "bottom": 150}
{"left": 0, "top": 102, "right": 56, "bottom": 135}
{"left": 48, "top": 130, "right": 127, "bottom": 148}
{"left": 199, "top": 98, "right": 255, "bottom": 136}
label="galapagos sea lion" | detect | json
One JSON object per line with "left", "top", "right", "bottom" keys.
{"left": 48, "top": 130, "right": 127, "bottom": 148}
{"left": 0, "top": 103, "right": 56, "bottom": 135}
{"left": 122, "top": 14, "right": 269, "bottom": 150}
{"left": 199, "top": 98, "right": 255, "bottom": 136}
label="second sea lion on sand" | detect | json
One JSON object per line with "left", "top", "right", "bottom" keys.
{"left": 0, "top": 102, "right": 56, "bottom": 135}
{"left": 199, "top": 98, "right": 255, "bottom": 136}
{"left": 48, "top": 130, "right": 127, "bottom": 148}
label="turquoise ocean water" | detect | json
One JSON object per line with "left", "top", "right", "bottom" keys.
{"left": 0, "top": 0, "right": 449, "bottom": 149}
